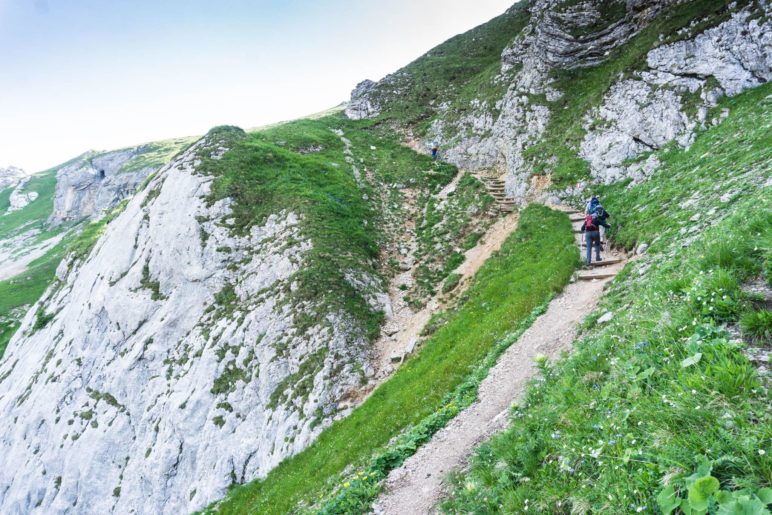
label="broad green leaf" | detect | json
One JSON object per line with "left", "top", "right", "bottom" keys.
{"left": 637, "top": 367, "right": 656, "bottom": 380}
{"left": 716, "top": 490, "right": 734, "bottom": 504}
{"left": 688, "top": 475, "right": 720, "bottom": 511}
{"left": 657, "top": 486, "right": 681, "bottom": 515}
{"left": 717, "top": 496, "right": 769, "bottom": 515}
{"left": 685, "top": 459, "right": 713, "bottom": 486}
{"left": 759, "top": 488, "right": 772, "bottom": 504}
{"left": 681, "top": 352, "right": 703, "bottom": 368}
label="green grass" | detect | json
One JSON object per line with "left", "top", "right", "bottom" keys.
{"left": 0, "top": 185, "right": 13, "bottom": 213}
{"left": 0, "top": 245, "right": 64, "bottom": 357}
{"left": 442, "top": 84, "right": 771, "bottom": 514}
{"left": 207, "top": 204, "right": 577, "bottom": 514}
{"left": 0, "top": 169, "right": 58, "bottom": 238}
{"left": 366, "top": 2, "right": 530, "bottom": 133}
{"left": 199, "top": 116, "right": 456, "bottom": 343}
{"left": 118, "top": 136, "right": 196, "bottom": 174}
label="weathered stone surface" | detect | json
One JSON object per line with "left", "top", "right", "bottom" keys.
{"left": 345, "top": 80, "right": 382, "bottom": 120}
{"left": 0, "top": 134, "right": 371, "bottom": 513}
{"left": 581, "top": 7, "right": 772, "bottom": 184}
{"left": 597, "top": 311, "right": 614, "bottom": 324}
{"left": 49, "top": 147, "right": 158, "bottom": 226}
{"left": 0, "top": 166, "right": 26, "bottom": 193}
{"left": 7, "top": 177, "right": 39, "bottom": 212}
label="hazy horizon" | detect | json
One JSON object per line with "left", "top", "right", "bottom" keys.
{"left": 1, "top": 0, "right": 514, "bottom": 173}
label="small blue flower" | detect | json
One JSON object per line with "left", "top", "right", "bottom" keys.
{"left": 551, "top": 431, "right": 561, "bottom": 439}
{"left": 609, "top": 439, "right": 617, "bottom": 445}
{"left": 593, "top": 424, "right": 602, "bottom": 430}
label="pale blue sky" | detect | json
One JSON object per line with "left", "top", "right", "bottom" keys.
{"left": 0, "top": 0, "right": 514, "bottom": 172}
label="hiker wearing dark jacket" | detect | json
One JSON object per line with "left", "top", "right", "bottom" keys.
{"left": 581, "top": 212, "right": 610, "bottom": 266}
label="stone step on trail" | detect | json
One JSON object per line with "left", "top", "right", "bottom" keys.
{"left": 577, "top": 270, "right": 617, "bottom": 281}
{"left": 590, "top": 257, "right": 623, "bottom": 267}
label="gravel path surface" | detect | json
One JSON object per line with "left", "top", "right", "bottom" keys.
{"left": 373, "top": 210, "right": 625, "bottom": 514}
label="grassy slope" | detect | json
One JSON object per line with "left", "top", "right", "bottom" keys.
{"left": 0, "top": 169, "right": 62, "bottom": 358}
{"left": 369, "top": 2, "right": 530, "bottom": 133}
{"left": 199, "top": 116, "right": 458, "bottom": 343}
{"left": 443, "top": 84, "right": 771, "bottom": 514}
{"left": 209, "top": 204, "right": 577, "bottom": 514}
{"left": 0, "top": 169, "right": 58, "bottom": 238}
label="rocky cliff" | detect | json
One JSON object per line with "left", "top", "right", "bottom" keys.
{"left": 49, "top": 139, "right": 192, "bottom": 226}
{"left": 7, "top": 177, "right": 39, "bottom": 213}
{"left": 0, "top": 129, "right": 373, "bottom": 513}
{"left": 0, "top": 166, "right": 26, "bottom": 193}
{"left": 348, "top": 0, "right": 771, "bottom": 201}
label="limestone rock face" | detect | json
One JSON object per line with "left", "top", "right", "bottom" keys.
{"left": 49, "top": 147, "right": 158, "bottom": 226}
{"left": 345, "top": 80, "right": 382, "bottom": 120}
{"left": 503, "top": 0, "right": 676, "bottom": 70}
{"left": 0, "top": 166, "right": 26, "bottom": 192}
{"left": 581, "top": 7, "right": 772, "bottom": 184}
{"left": 7, "top": 177, "right": 39, "bottom": 213}
{"left": 0, "top": 133, "right": 370, "bottom": 513}
{"left": 345, "top": 0, "right": 771, "bottom": 203}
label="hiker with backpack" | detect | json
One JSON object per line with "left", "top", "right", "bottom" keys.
{"left": 585, "top": 196, "right": 611, "bottom": 244}
{"left": 581, "top": 206, "right": 610, "bottom": 266}
{"left": 431, "top": 142, "right": 439, "bottom": 161}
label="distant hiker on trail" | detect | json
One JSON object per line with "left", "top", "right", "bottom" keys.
{"left": 581, "top": 207, "right": 610, "bottom": 266}
{"left": 431, "top": 142, "right": 439, "bottom": 161}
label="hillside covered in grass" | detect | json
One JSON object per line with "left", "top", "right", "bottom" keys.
{"left": 209, "top": 204, "right": 576, "bottom": 514}
{"left": 443, "top": 81, "right": 771, "bottom": 515}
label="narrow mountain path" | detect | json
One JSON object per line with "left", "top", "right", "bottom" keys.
{"left": 367, "top": 172, "right": 519, "bottom": 388}
{"left": 372, "top": 207, "right": 627, "bottom": 515}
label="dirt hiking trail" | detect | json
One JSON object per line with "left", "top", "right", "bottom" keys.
{"left": 372, "top": 206, "right": 627, "bottom": 515}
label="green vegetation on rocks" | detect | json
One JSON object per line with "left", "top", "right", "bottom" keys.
{"left": 527, "top": 0, "right": 754, "bottom": 190}
{"left": 443, "top": 83, "right": 771, "bottom": 514}
{"left": 364, "top": 2, "right": 530, "bottom": 133}
{"left": 198, "top": 116, "right": 458, "bottom": 344}
{"left": 208, "top": 204, "right": 577, "bottom": 514}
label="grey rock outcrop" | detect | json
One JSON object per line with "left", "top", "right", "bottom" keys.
{"left": 581, "top": 7, "right": 772, "bottom": 184}
{"left": 0, "top": 132, "right": 371, "bottom": 513}
{"left": 346, "top": 0, "right": 771, "bottom": 201}
{"left": 7, "top": 177, "right": 39, "bottom": 213}
{"left": 0, "top": 166, "right": 26, "bottom": 192}
{"left": 50, "top": 147, "right": 160, "bottom": 226}
{"left": 345, "top": 80, "right": 383, "bottom": 120}
{"left": 502, "top": 0, "right": 677, "bottom": 70}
